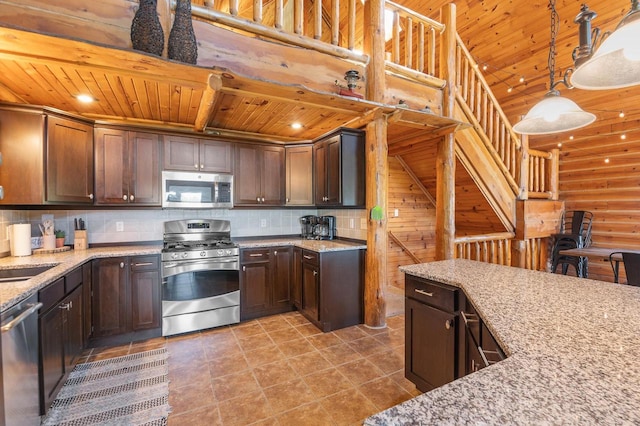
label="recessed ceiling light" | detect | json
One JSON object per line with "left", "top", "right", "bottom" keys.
{"left": 569, "top": 135, "right": 574, "bottom": 140}
{"left": 291, "top": 122, "right": 302, "bottom": 129}
{"left": 605, "top": 158, "right": 610, "bottom": 163}
{"left": 621, "top": 134, "right": 627, "bottom": 140}
{"left": 76, "top": 94, "right": 95, "bottom": 103}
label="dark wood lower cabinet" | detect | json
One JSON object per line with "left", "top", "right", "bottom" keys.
{"left": 298, "top": 249, "right": 364, "bottom": 332}
{"left": 240, "top": 247, "right": 292, "bottom": 320}
{"left": 39, "top": 270, "right": 85, "bottom": 414}
{"left": 404, "top": 274, "right": 505, "bottom": 392}
{"left": 91, "top": 255, "right": 161, "bottom": 346}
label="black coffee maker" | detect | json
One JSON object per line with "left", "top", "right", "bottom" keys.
{"left": 300, "top": 215, "right": 318, "bottom": 239}
{"left": 314, "top": 216, "right": 336, "bottom": 240}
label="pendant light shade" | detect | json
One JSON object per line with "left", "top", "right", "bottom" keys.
{"left": 514, "top": 0, "right": 595, "bottom": 136}
{"left": 571, "top": 8, "right": 640, "bottom": 89}
{"left": 513, "top": 91, "right": 596, "bottom": 135}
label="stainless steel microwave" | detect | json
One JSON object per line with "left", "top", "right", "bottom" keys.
{"left": 161, "top": 171, "right": 233, "bottom": 209}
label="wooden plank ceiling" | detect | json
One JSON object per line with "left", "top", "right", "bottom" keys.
{"left": 398, "top": 0, "right": 638, "bottom": 137}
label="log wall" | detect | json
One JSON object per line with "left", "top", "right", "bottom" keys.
{"left": 387, "top": 157, "right": 436, "bottom": 289}
{"left": 529, "top": 121, "right": 640, "bottom": 283}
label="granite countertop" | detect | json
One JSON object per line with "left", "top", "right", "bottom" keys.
{"left": 366, "top": 259, "right": 640, "bottom": 425}
{"left": 235, "top": 237, "right": 367, "bottom": 252}
{"left": 0, "top": 245, "right": 162, "bottom": 312}
{"left": 0, "top": 238, "right": 365, "bottom": 312}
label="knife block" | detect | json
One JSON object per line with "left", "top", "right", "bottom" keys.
{"left": 74, "top": 230, "right": 87, "bottom": 250}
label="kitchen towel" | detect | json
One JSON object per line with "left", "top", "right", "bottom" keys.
{"left": 9, "top": 224, "right": 31, "bottom": 256}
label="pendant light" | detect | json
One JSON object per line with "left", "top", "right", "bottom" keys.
{"left": 513, "top": 0, "right": 595, "bottom": 135}
{"left": 571, "top": 1, "right": 640, "bottom": 90}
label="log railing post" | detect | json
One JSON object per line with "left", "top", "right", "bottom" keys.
{"left": 549, "top": 148, "right": 559, "bottom": 200}
{"left": 363, "top": 0, "right": 387, "bottom": 328}
{"left": 519, "top": 132, "right": 529, "bottom": 200}
{"left": 436, "top": 3, "right": 456, "bottom": 260}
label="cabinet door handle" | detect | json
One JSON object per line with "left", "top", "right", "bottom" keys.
{"left": 415, "top": 289, "right": 433, "bottom": 297}
{"left": 261, "top": 197, "right": 265, "bottom": 202}
{"left": 88, "top": 193, "right": 94, "bottom": 200}
{"left": 242, "top": 266, "right": 246, "bottom": 271}
{"left": 256, "top": 197, "right": 260, "bottom": 202}
{"left": 460, "top": 311, "right": 479, "bottom": 325}
{"left": 58, "top": 302, "right": 71, "bottom": 311}
{"left": 200, "top": 164, "right": 204, "bottom": 169}
{"left": 274, "top": 250, "right": 277, "bottom": 255}
{"left": 249, "top": 253, "right": 263, "bottom": 257}
{"left": 194, "top": 164, "right": 199, "bottom": 169}
{"left": 313, "top": 271, "right": 318, "bottom": 276}
{"left": 123, "top": 195, "right": 128, "bottom": 201}
{"left": 286, "top": 198, "right": 289, "bottom": 203}
{"left": 130, "top": 194, "right": 135, "bottom": 201}
{"left": 445, "top": 319, "right": 453, "bottom": 330}
{"left": 133, "top": 262, "right": 154, "bottom": 267}
{"left": 120, "top": 262, "right": 125, "bottom": 268}
{"left": 303, "top": 255, "right": 314, "bottom": 260}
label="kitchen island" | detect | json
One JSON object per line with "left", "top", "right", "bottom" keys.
{"left": 366, "top": 259, "right": 640, "bottom": 425}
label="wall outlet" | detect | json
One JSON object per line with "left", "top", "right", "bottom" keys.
{"left": 260, "top": 219, "right": 267, "bottom": 228}
{"left": 349, "top": 218, "right": 355, "bottom": 229}
{"left": 360, "top": 218, "right": 367, "bottom": 229}
{"left": 394, "top": 208, "right": 399, "bottom": 217}
{"left": 116, "top": 221, "right": 124, "bottom": 232}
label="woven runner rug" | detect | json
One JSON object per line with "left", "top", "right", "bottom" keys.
{"left": 41, "top": 348, "right": 171, "bottom": 426}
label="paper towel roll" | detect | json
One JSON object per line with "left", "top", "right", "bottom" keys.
{"left": 9, "top": 224, "right": 32, "bottom": 256}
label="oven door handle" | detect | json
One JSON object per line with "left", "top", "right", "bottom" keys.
{"left": 162, "top": 257, "right": 239, "bottom": 278}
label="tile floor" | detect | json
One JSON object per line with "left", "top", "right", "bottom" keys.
{"left": 81, "top": 311, "right": 420, "bottom": 426}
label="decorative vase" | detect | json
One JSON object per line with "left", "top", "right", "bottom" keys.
{"left": 131, "top": 0, "right": 165, "bottom": 56}
{"left": 168, "top": 0, "right": 198, "bottom": 64}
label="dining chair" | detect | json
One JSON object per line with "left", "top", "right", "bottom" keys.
{"left": 551, "top": 234, "right": 587, "bottom": 278}
{"left": 550, "top": 210, "right": 594, "bottom": 278}
{"left": 609, "top": 252, "right": 640, "bottom": 286}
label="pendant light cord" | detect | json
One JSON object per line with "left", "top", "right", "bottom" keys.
{"left": 548, "top": 0, "right": 559, "bottom": 90}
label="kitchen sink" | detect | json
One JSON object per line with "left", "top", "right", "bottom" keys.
{"left": 0, "top": 265, "right": 55, "bottom": 283}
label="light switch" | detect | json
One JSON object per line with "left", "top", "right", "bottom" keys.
{"left": 394, "top": 209, "right": 399, "bottom": 217}
{"left": 260, "top": 219, "right": 267, "bottom": 228}
{"left": 116, "top": 221, "right": 124, "bottom": 232}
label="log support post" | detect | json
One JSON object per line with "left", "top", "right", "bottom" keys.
{"left": 436, "top": 3, "right": 457, "bottom": 260}
{"left": 519, "top": 133, "right": 530, "bottom": 200}
{"left": 363, "top": 0, "right": 387, "bottom": 328}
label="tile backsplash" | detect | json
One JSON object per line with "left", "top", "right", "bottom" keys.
{"left": 0, "top": 208, "right": 367, "bottom": 248}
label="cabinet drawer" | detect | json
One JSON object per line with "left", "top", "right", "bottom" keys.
{"left": 65, "top": 267, "right": 83, "bottom": 293}
{"left": 241, "top": 248, "right": 270, "bottom": 263}
{"left": 301, "top": 250, "right": 319, "bottom": 265}
{"left": 130, "top": 256, "right": 159, "bottom": 271}
{"left": 39, "top": 277, "right": 65, "bottom": 312}
{"left": 406, "top": 276, "right": 458, "bottom": 312}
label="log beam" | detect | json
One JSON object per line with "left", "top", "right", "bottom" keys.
{"left": 436, "top": 3, "right": 457, "bottom": 260}
{"left": 363, "top": 0, "right": 387, "bottom": 328}
{"left": 194, "top": 74, "right": 223, "bottom": 132}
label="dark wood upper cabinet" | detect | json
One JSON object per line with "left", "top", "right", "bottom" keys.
{"left": 0, "top": 107, "right": 45, "bottom": 204}
{"left": 234, "top": 143, "right": 284, "bottom": 206}
{"left": 285, "top": 145, "right": 313, "bottom": 206}
{"left": 0, "top": 106, "right": 94, "bottom": 205}
{"left": 94, "top": 127, "right": 161, "bottom": 205}
{"left": 163, "top": 135, "right": 233, "bottom": 173}
{"left": 313, "top": 128, "right": 365, "bottom": 207}
{"left": 46, "top": 115, "right": 94, "bottom": 204}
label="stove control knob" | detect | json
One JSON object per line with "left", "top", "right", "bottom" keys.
{"left": 226, "top": 250, "right": 232, "bottom": 256}
{"left": 182, "top": 252, "right": 188, "bottom": 258}
{"left": 171, "top": 253, "right": 178, "bottom": 260}
{"left": 200, "top": 251, "right": 206, "bottom": 257}
{"left": 217, "top": 249, "right": 224, "bottom": 256}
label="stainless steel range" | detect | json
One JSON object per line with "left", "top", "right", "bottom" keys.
{"left": 161, "top": 219, "right": 240, "bottom": 336}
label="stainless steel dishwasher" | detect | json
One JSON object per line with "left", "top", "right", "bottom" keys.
{"left": 1, "top": 293, "right": 42, "bottom": 425}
